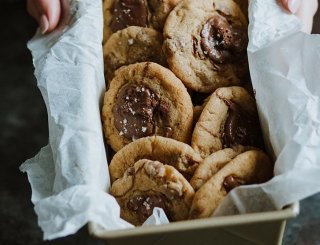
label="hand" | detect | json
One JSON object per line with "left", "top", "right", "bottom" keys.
{"left": 27, "top": 0, "right": 61, "bottom": 34}
{"left": 280, "top": 0, "right": 318, "bottom": 33}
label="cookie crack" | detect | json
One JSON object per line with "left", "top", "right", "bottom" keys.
{"left": 199, "top": 123, "right": 219, "bottom": 138}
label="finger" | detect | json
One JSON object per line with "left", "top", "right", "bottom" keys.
{"left": 281, "top": 0, "right": 302, "bottom": 14}
{"left": 26, "top": 0, "right": 61, "bottom": 34}
{"left": 27, "top": 0, "right": 49, "bottom": 33}
{"left": 39, "top": 14, "right": 50, "bottom": 34}
{"left": 296, "top": 0, "right": 318, "bottom": 33}
{"left": 37, "top": 0, "right": 61, "bottom": 33}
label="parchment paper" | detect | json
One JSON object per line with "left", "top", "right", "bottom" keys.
{"left": 20, "top": 0, "right": 320, "bottom": 239}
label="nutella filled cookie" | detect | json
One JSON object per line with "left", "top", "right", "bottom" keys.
{"left": 163, "top": 0, "right": 248, "bottom": 92}
{"left": 192, "top": 86, "right": 264, "bottom": 158}
{"left": 111, "top": 159, "right": 194, "bottom": 226}
{"left": 103, "top": 0, "right": 181, "bottom": 42}
{"left": 189, "top": 150, "right": 273, "bottom": 219}
{"left": 109, "top": 136, "right": 202, "bottom": 182}
{"left": 104, "top": 26, "right": 166, "bottom": 81}
{"left": 102, "top": 62, "right": 193, "bottom": 152}
{"left": 190, "top": 147, "right": 251, "bottom": 191}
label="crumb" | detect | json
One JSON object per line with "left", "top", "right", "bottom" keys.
{"left": 128, "top": 39, "right": 134, "bottom": 45}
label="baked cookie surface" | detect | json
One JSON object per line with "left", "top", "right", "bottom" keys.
{"left": 189, "top": 150, "right": 273, "bottom": 219}
{"left": 102, "top": 62, "right": 193, "bottom": 152}
{"left": 103, "top": 0, "right": 181, "bottom": 42}
{"left": 163, "top": 0, "right": 248, "bottom": 92}
{"left": 190, "top": 146, "right": 251, "bottom": 191}
{"left": 104, "top": 26, "right": 166, "bottom": 81}
{"left": 191, "top": 86, "right": 263, "bottom": 158}
{"left": 111, "top": 159, "right": 194, "bottom": 225}
{"left": 109, "top": 136, "right": 203, "bottom": 182}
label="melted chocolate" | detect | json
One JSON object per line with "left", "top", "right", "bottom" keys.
{"left": 127, "top": 193, "right": 168, "bottom": 223}
{"left": 222, "top": 102, "right": 263, "bottom": 148}
{"left": 157, "top": 100, "right": 173, "bottom": 137}
{"left": 223, "top": 175, "right": 245, "bottom": 192}
{"left": 113, "top": 84, "right": 172, "bottom": 140}
{"left": 110, "top": 0, "right": 148, "bottom": 33}
{"left": 200, "top": 15, "right": 248, "bottom": 64}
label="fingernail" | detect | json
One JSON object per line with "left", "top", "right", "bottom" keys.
{"left": 287, "top": 0, "right": 301, "bottom": 13}
{"left": 39, "top": 14, "right": 49, "bottom": 34}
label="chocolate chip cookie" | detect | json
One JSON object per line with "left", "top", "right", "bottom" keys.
{"left": 102, "top": 62, "right": 193, "bottom": 152}
{"left": 163, "top": 0, "right": 248, "bottom": 92}
{"left": 190, "top": 146, "right": 252, "bottom": 191}
{"left": 103, "top": 0, "right": 181, "bottom": 42}
{"left": 191, "top": 86, "right": 264, "bottom": 158}
{"left": 104, "top": 26, "right": 166, "bottom": 81}
{"left": 111, "top": 159, "right": 195, "bottom": 225}
{"left": 189, "top": 150, "right": 273, "bottom": 219}
{"left": 109, "top": 136, "right": 203, "bottom": 182}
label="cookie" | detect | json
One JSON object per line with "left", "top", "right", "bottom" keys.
{"left": 163, "top": 0, "right": 248, "bottom": 92}
{"left": 103, "top": 0, "right": 181, "bottom": 42}
{"left": 102, "top": 62, "right": 193, "bottom": 152}
{"left": 111, "top": 159, "right": 195, "bottom": 225}
{"left": 109, "top": 136, "right": 203, "bottom": 182}
{"left": 190, "top": 146, "right": 252, "bottom": 191}
{"left": 191, "top": 86, "right": 264, "bottom": 158}
{"left": 103, "top": 26, "right": 166, "bottom": 81}
{"left": 189, "top": 150, "right": 273, "bottom": 219}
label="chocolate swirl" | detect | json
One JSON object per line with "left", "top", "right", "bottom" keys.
{"left": 200, "top": 15, "right": 248, "bottom": 64}
{"left": 113, "top": 84, "right": 172, "bottom": 141}
{"left": 110, "top": 0, "right": 148, "bottom": 33}
{"left": 222, "top": 102, "right": 263, "bottom": 148}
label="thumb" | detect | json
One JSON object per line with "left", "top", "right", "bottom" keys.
{"left": 281, "top": 0, "right": 302, "bottom": 14}
{"left": 281, "top": 0, "right": 318, "bottom": 33}
{"left": 27, "top": 0, "right": 61, "bottom": 34}
{"left": 43, "top": 0, "right": 61, "bottom": 33}
{"left": 296, "top": 0, "right": 318, "bottom": 33}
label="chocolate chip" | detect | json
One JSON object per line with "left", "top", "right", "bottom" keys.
{"left": 223, "top": 175, "right": 245, "bottom": 192}
{"left": 110, "top": 0, "right": 148, "bottom": 33}
{"left": 127, "top": 167, "right": 136, "bottom": 176}
{"left": 164, "top": 127, "right": 173, "bottom": 137}
{"left": 127, "top": 194, "right": 168, "bottom": 223}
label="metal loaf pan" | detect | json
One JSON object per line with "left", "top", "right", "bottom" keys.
{"left": 89, "top": 202, "right": 299, "bottom": 245}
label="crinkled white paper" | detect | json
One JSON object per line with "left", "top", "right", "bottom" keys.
{"left": 143, "top": 208, "right": 170, "bottom": 226}
{"left": 20, "top": 0, "right": 135, "bottom": 240}
{"left": 20, "top": 0, "right": 320, "bottom": 240}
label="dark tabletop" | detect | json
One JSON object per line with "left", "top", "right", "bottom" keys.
{"left": 1, "top": 1, "right": 319, "bottom": 245}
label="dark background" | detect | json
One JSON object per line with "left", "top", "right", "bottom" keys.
{"left": 1, "top": 1, "right": 320, "bottom": 244}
